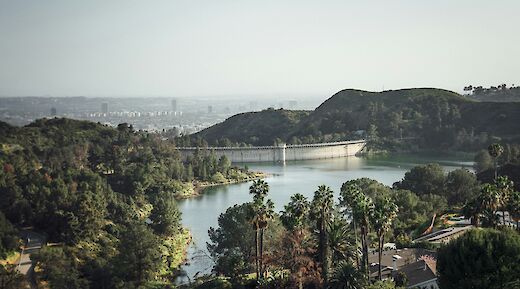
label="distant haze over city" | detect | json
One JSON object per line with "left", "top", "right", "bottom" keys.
{"left": 1, "top": 0, "right": 519, "bottom": 98}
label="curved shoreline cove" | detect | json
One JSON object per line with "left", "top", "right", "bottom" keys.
{"left": 175, "top": 153, "right": 473, "bottom": 283}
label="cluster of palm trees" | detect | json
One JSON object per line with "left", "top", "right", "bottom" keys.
{"left": 464, "top": 175, "right": 520, "bottom": 228}
{"left": 464, "top": 143, "right": 520, "bottom": 229}
{"left": 339, "top": 180, "right": 398, "bottom": 282}
{"left": 247, "top": 178, "right": 400, "bottom": 288}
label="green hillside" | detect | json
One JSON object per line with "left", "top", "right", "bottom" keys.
{"left": 0, "top": 117, "right": 253, "bottom": 287}
{"left": 192, "top": 88, "right": 520, "bottom": 152}
{"left": 193, "top": 109, "right": 310, "bottom": 146}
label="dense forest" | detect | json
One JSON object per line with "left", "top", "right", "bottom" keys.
{"left": 0, "top": 118, "right": 252, "bottom": 289}
{"left": 192, "top": 88, "right": 520, "bottom": 152}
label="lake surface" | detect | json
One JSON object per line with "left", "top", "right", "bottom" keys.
{"left": 176, "top": 154, "right": 473, "bottom": 282}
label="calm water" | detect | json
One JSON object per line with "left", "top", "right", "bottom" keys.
{"left": 176, "top": 154, "right": 473, "bottom": 282}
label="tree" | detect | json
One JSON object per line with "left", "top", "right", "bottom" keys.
{"left": 340, "top": 180, "right": 374, "bottom": 278}
{"left": 437, "top": 228, "right": 520, "bottom": 289}
{"left": 149, "top": 190, "right": 182, "bottom": 236}
{"left": 280, "top": 194, "right": 315, "bottom": 289}
{"left": 474, "top": 150, "right": 493, "bottom": 173}
{"left": 508, "top": 190, "right": 520, "bottom": 231}
{"left": 494, "top": 176, "right": 514, "bottom": 226}
{"left": 68, "top": 174, "right": 109, "bottom": 243}
{"left": 33, "top": 247, "right": 89, "bottom": 289}
{"left": 0, "top": 264, "right": 25, "bottom": 289}
{"left": 393, "top": 163, "right": 445, "bottom": 196}
{"left": 113, "top": 223, "right": 161, "bottom": 288}
{"left": 311, "top": 185, "right": 334, "bottom": 284}
{"left": 248, "top": 180, "right": 274, "bottom": 279}
{"left": 328, "top": 217, "right": 354, "bottom": 266}
{"left": 280, "top": 193, "right": 310, "bottom": 232}
{"left": 371, "top": 194, "right": 398, "bottom": 280}
{"left": 208, "top": 203, "right": 255, "bottom": 277}
{"left": 444, "top": 168, "right": 480, "bottom": 206}
{"left": 0, "top": 212, "right": 17, "bottom": 259}
{"left": 488, "top": 143, "right": 504, "bottom": 179}
{"left": 328, "top": 261, "right": 365, "bottom": 289}
{"left": 217, "top": 156, "right": 231, "bottom": 176}
{"left": 478, "top": 183, "right": 501, "bottom": 227}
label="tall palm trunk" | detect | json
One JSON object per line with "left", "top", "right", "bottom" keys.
{"left": 297, "top": 229, "right": 304, "bottom": 289}
{"left": 361, "top": 222, "right": 370, "bottom": 278}
{"left": 319, "top": 215, "right": 330, "bottom": 284}
{"left": 254, "top": 227, "right": 259, "bottom": 280}
{"left": 494, "top": 157, "right": 498, "bottom": 180}
{"left": 378, "top": 234, "right": 384, "bottom": 280}
{"left": 260, "top": 228, "right": 265, "bottom": 278}
{"left": 353, "top": 218, "right": 361, "bottom": 270}
{"left": 359, "top": 226, "right": 366, "bottom": 272}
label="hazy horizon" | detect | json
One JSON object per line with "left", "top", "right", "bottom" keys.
{"left": 1, "top": 0, "right": 519, "bottom": 98}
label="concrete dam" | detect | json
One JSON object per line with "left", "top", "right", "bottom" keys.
{"left": 177, "top": 140, "right": 366, "bottom": 163}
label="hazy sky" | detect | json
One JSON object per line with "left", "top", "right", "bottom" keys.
{"left": 1, "top": 0, "right": 519, "bottom": 97}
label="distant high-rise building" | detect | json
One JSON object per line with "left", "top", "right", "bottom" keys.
{"left": 171, "top": 99, "right": 178, "bottom": 112}
{"left": 101, "top": 102, "right": 109, "bottom": 114}
{"left": 50, "top": 107, "right": 57, "bottom": 116}
{"left": 208, "top": 105, "right": 213, "bottom": 114}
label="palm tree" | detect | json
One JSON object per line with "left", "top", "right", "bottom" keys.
{"left": 463, "top": 199, "right": 481, "bottom": 227}
{"left": 371, "top": 195, "right": 398, "bottom": 280}
{"left": 281, "top": 194, "right": 312, "bottom": 289}
{"left": 488, "top": 143, "right": 504, "bottom": 180}
{"left": 495, "top": 176, "right": 513, "bottom": 226}
{"left": 478, "top": 183, "right": 501, "bottom": 227}
{"left": 281, "top": 193, "right": 310, "bottom": 232}
{"left": 249, "top": 179, "right": 271, "bottom": 279}
{"left": 258, "top": 199, "right": 274, "bottom": 278}
{"left": 507, "top": 190, "right": 520, "bottom": 231}
{"left": 311, "top": 185, "right": 334, "bottom": 284}
{"left": 328, "top": 217, "right": 354, "bottom": 266}
{"left": 340, "top": 181, "right": 373, "bottom": 278}
{"left": 339, "top": 182, "right": 362, "bottom": 270}
{"left": 328, "top": 261, "right": 365, "bottom": 289}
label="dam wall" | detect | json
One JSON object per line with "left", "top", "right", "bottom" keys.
{"left": 177, "top": 140, "right": 366, "bottom": 163}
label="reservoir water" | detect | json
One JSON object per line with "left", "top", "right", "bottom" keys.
{"left": 176, "top": 154, "right": 473, "bottom": 282}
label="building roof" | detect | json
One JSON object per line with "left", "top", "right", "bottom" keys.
{"left": 414, "top": 225, "right": 473, "bottom": 243}
{"left": 367, "top": 248, "right": 436, "bottom": 270}
{"left": 398, "top": 259, "right": 437, "bottom": 288}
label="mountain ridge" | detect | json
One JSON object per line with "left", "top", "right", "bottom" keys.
{"left": 192, "top": 88, "right": 520, "bottom": 151}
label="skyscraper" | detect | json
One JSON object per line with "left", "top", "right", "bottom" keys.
{"left": 171, "top": 99, "right": 178, "bottom": 112}
{"left": 101, "top": 102, "right": 108, "bottom": 114}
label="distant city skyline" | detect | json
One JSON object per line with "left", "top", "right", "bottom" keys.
{"left": 1, "top": 0, "right": 519, "bottom": 97}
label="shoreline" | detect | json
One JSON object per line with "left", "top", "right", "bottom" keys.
{"left": 175, "top": 171, "right": 268, "bottom": 200}
{"left": 193, "top": 171, "right": 268, "bottom": 196}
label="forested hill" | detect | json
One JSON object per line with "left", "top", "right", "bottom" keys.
{"left": 0, "top": 117, "right": 247, "bottom": 288}
{"left": 192, "top": 88, "right": 520, "bottom": 151}
{"left": 192, "top": 109, "right": 310, "bottom": 146}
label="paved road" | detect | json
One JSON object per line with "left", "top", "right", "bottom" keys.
{"left": 17, "top": 230, "right": 46, "bottom": 288}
